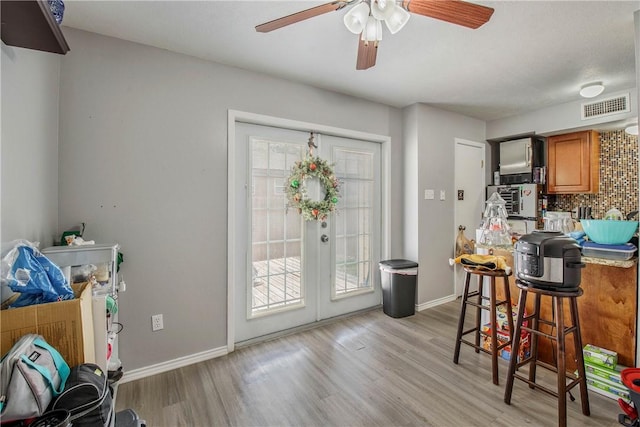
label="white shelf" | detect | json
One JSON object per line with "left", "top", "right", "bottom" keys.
{"left": 42, "top": 244, "right": 121, "bottom": 374}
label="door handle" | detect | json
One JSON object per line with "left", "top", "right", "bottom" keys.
{"left": 321, "top": 234, "right": 329, "bottom": 243}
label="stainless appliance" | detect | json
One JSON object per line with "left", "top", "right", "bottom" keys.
{"left": 514, "top": 231, "right": 585, "bottom": 291}
{"left": 486, "top": 183, "right": 544, "bottom": 232}
{"left": 499, "top": 137, "right": 544, "bottom": 184}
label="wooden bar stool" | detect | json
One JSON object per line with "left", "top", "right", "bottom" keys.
{"left": 453, "top": 266, "right": 514, "bottom": 385}
{"left": 503, "top": 280, "right": 590, "bottom": 427}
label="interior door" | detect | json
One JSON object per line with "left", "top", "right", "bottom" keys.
{"left": 454, "top": 138, "right": 486, "bottom": 296}
{"left": 233, "top": 123, "right": 382, "bottom": 343}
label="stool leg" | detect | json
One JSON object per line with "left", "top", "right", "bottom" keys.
{"left": 504, "top": 287, "right": 527, "bottom": 405}
{"left": 528, "top": 292, "right": 542, "bottom": 387}
{"left": 453, "top": 272, "right": 472, "bottom": 364}
{"left": 571, "top": 296, "right": 590, "bottom": 416}
{"left": 503, "top": 275, "right": 514, "bottom": 350}
{"left": 475, "top": 274, "right": 484, "bottom": 353}
{"left": 489, "top": 277, "right": 499, "bottom": 385}
{"left": 555, "top": 296, "right": 567, "bottom": 427}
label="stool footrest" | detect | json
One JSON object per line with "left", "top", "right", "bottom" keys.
{"left": 537, "top": 318, "right": 556, "bottom": 328}
{"left": 512, "top": 373, "right": 559, "bottom": 398}
{"left": 463, "top": 297, "right": 511, "bottom": 310}
{"left": 512, "top": 362, "right": 583, "bottom": 392}
{"left": 460, "top": 326, "right": 480, "bottom": 338}
{"left": 535, "top": 359, "right": 558, "bottom": 373}
{"left": 533, "top": 319, "right": 578, "bottom": 336}
{"left": 521, "top": 326, "right": 557, "bottom": 342}
{"left": 459, "top": 334, "right": 512, "bottom": 352}
{"left": 459, "top": 338, "right": 493, "bottom": 355}
{"left": 522, "top": 325, "right": 578, "bottom": 341}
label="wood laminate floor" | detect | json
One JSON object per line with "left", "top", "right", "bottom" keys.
{"left": 115, "top": 300, "right": 623, "bottom": 426}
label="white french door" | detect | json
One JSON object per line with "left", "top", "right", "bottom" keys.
{"left": 233, "top": 122, "right": 382, "bottom": 343}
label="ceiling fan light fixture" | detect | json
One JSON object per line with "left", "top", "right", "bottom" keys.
{"left": 344, "top": 2, "right": 371, "bottom": 34}
{"left": 361, "top": 15, "right": 382, "bottom": 42}
{"left": 371, "top": 0, "right": 395, "bottom": 20}
{"left": 579, "top": 82, "right": 605, "bottom": 98}
{"left": 384, "top": 5, "right": 410, "bottom": 34}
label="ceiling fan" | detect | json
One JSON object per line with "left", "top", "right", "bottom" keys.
{"left": 255, "top": 0, "right": 495, "bottom": 70}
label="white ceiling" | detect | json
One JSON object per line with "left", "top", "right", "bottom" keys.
{"left": 61, "top": 0, "right": 640, "bottom": 122}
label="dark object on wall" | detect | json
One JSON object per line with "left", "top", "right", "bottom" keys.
{"left": 379, "top": 259, "right": 418, "bottom": 318}
{"left": 1, "top": 0, "right": 70, "bottom": 54}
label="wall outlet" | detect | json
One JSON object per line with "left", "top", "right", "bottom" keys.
{"left": 424, "top": 189, "right": 435, "bottom": 200}
{"left": 151, "top": 314, "right": 164, "bottom": 331}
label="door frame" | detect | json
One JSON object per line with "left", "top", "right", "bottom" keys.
{"left": 453, "top": 138, "right": 486, "bottom": 296}
{"left": 227, "top": 110, "right": 391, "bottom": 353}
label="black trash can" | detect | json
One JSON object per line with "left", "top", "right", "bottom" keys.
{"left": 379, "top": 259, "right": 418, "bottom": 318}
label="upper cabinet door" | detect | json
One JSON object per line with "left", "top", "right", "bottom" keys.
{"left": 547, "top": 130, "right": 600, "bottom": 194}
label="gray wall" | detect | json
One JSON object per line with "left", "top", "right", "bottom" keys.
{"left": 57, "top": 29, "right": 405, "bottom": 370}
{"left": 404, "top": 104, "right": 486, "bottom": 304}
{"left": 402, "top": 106, "right": 419, "bottom": 262}
{"left": 1, "top": 45, "right": 60, "bottom": 247}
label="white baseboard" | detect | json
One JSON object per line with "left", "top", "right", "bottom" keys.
{"left": 119, "top": 346, "right": 228, "bottom": 384}
{"left": 416, "top": 294, "right": 457, "bottom": 312}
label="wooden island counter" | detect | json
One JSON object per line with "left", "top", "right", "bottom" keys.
{"left": 495, "top": 251, "right": 637, "bottom": 370}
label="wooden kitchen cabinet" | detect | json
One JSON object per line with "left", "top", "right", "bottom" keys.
{"left": 547, "top": 130, "right": 600, "bottom": 194}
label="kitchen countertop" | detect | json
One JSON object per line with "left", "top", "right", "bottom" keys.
{"left": 581, "top": 255, "right": 637, "bottom": 268}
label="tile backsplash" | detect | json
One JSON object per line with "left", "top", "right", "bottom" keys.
{"left": 549, "top": 130, "right": 639, "bottom": 219}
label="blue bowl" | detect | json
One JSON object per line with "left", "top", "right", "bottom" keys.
{"left": 580, "top": 220, "right": 639, "bottom": 245}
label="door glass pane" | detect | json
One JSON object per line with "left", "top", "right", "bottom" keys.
{"left": 333, "top": 149, "right": 374, "bottom": 297}
{"left": 251, "top": 139, "right": 305, "bottom": 316}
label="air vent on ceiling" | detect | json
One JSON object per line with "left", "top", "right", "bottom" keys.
{"left": 581, "top": 93, "right": 630, "bottom": 120}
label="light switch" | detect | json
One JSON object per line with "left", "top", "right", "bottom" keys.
{"left": 440, "top": 190, "right": 446, "bottom": 201}
{"left": 424, "top": 189, "right": 435, "bottom": 200}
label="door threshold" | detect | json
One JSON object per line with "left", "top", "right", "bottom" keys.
{"left": 234, "top": 305, "right": 382, "bottom": 349}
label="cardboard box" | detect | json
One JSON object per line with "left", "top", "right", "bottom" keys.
{"left": 583, "top": 344, "right": 617, "bottom": 369}
{"left": 481, "top": 323, "right": 531, "bottom": 362}
{"left": 584, "top": 360, "right": 625, "bottom": 386}
{"left": 1, "top": 282, "right": 95, "bottom": 367}
{"left": 585, "top": 376, "right": 630, "bottom": 400}
{"left": 496, "top": 304, "right": 527, "bottom": 331}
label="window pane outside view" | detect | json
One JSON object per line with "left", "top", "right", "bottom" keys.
{"left": 333, "top": 149, "right": 374, "bottom": 297}
{"left": 251, "top": 140, "right": 304, "bottom": 315}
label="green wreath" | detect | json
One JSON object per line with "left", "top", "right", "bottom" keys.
{"left": 286, "top": 155, "right": 340, "bottom": 221}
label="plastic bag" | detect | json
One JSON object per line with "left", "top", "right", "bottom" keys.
{"left": 1, "top": 240, "right": 74, "bottom": 307}
{"left": 455, "top": 226, "right": 475, "bottom": 257}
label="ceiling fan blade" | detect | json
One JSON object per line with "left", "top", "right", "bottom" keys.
{"left": 256, "top": 1, "right": 350, "bottom": 33}
{"left": 356, "top": 38, "right": 378, "bottom": 70}
{"left": 403, "top": 0, "right": 494, "bottom": 29}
